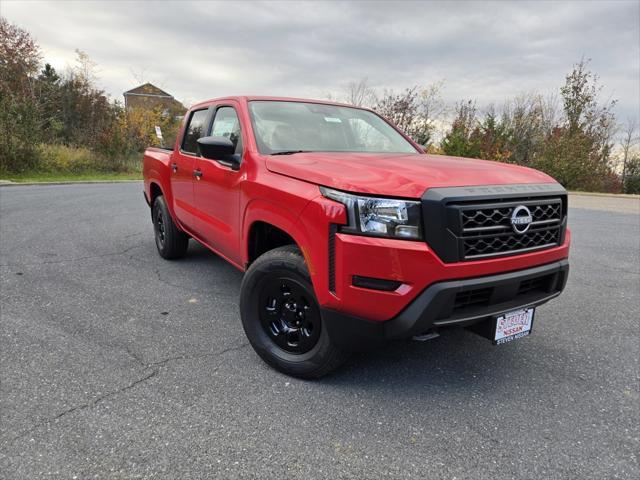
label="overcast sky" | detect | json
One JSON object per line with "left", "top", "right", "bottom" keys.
{"left": 2, "top": 0, "right": 639, "bottom": 122}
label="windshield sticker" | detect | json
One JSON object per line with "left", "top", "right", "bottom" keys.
{"left": 212, "top": 119, "right": 237, "bottom": 137}
{"left": 324, "top": 117, "right": 342, "bottom": 123}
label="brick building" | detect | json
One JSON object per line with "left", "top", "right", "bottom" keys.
{"left": 123, "top": 83, "right": 185, "bottom": 114}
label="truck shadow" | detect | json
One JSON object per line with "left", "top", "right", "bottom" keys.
{"left": 178, "top": 243, "right": 573, "bottom": 394}
{"left": 161, "top": 241, "right": 244, "bottom": 289}
{"left": 320, "top": 327, "right": 576, "bottom": 396}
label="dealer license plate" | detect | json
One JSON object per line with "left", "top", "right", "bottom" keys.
{"left": 493, "top": 308, "right": 535, "bottom": 345}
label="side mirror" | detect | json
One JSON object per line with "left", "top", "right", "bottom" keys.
{"left": 197, "top": 136, "right": 237, "bottom": 163}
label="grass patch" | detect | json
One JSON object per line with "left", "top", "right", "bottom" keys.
{"left": 1, "top": 145, "right": 144, "bottom": 183}
{"left": 2, "top": 171, "right": 142, "bottom": 183}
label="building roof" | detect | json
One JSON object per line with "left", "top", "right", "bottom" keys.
{"left": 123, "top": 83, "right": 173, "bottom": 98}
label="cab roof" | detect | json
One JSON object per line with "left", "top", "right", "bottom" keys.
{"left": 189, "top": 96, "right": 364, "bottom": 111}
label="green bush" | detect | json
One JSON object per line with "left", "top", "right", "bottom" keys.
{"left": 33, "top": 144, "right": 143, "bottom": 174}
{"left": 623, "top": 156, "right": 640, "bottom": 194}
{"left": 35, "top": 144, "right": 96, "bottom": 172}
{"left": 107, "top": 152, "right": 143, "bottom": 173}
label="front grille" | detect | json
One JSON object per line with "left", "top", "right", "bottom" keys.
{"left": 421, "top": 184, "right": 568, "bottom": 263}
{"left": 461, "top": 202, "right": 562, "bottom": 230}
{"left": 463, "top": 224, "right": 561, "bottom": 258}
{"left": 457, "top": 199, "right": 563, "bottom": 259}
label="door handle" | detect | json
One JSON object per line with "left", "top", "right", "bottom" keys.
{"left": 171, "top": 162, "right": 178, "bottom": 173}
{"left": 193, "top": 169, "right": 202, "bottom": 180}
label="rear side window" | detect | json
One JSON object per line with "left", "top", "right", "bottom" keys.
{"left": 181, "top": 109, "right": 209, "bottom": 154}
{"left": 210, "top": 106, "right": 243, "bottom": 155}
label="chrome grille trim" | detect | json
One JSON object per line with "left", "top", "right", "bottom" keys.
{"left": 455, "top": 198, "right": 563, "bottom": 259}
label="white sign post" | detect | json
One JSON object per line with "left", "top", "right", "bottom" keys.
{"left": 154, "top": 125, "right": 164, "bottom": 148}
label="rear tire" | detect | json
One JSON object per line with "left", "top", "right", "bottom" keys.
{"left": 240, "top": 245, "right": 348, "bottom": 379}
{"left": 152, "top": 195, "right": 189, "bottom": 260}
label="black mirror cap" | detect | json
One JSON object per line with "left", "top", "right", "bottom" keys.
{"left": 197, "top": 136, "right": 235, "bottom": 160}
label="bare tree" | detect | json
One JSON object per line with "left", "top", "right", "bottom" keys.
{"left": 374, "top": 86, "right": 420, "bottom": 138}
{"left": 500, "top": 93, "right": 549, "bottom": 166}
{"left": 130, "top": 67, "right": 148, "bottom": 86}
{"left": 539, "top": 93, "right": 560, "bottom": 137}
{"left": 344, "top": 77, "right": 377, "bottom": 107}
{"left": 620, "top": 118, "right": 639, "bottom": 187}
{"left": 418, "top": 81, "right": 446, "bottom": 127}
{"left": 323, "top": 90, "right": 337, "bottom": 102}
{"left": 73, "top": 49, "right": 98, "bottom": 84}
{"left": 373, "top": 83, "right": 445, "bottom": 147}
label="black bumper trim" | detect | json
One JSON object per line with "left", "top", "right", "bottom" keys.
{"left": 322, "top": 259, "right": 569, "bottom": 351}
{"left": 352, "top": 275, "right": 402, "bottom": 292}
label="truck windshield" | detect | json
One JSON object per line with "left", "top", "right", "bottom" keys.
{"left": 248, "top": 101, "right": 419, "bottom": 154}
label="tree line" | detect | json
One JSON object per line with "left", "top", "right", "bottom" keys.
{"left": 0, "top": 17, "right": 181, "bottom": 176}
{"left": 340, "top": 68, "right": 638, "bottom": 194}
{"left": 1, "top": 17, "right": 638, "bottom": 193}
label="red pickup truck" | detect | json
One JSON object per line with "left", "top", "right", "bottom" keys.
{"left": 143, "top": 96, "right": 570, "bottom": 378}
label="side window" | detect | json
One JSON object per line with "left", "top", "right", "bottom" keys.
{"left": 181, "top": 109, "right": 209, "bottom": 154}
{"left": 210, "top": 107, "right": 243, "bottom": 155}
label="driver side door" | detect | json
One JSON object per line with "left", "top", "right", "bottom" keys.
{"left": 192, "top": 103, "right": 244, "bottom": 265}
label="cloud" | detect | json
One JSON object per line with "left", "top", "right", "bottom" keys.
{"left": 2, "top": 0, "right": 638, "bottom": 120}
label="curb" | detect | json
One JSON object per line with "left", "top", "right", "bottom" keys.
{"left": 0, "top": 180, "right": 142, "bottom": 187}
{"left": 568, "top": 191, "right": 639, "bottom": 199}
{"left": 1, "top": 181, "right": 638, "bottom": 199}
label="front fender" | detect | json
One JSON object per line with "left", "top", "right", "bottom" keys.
{"left": 243, "top": 198, "right": 312, "bottom": 264}
{"left": 241, "top": 195, "right": 347, "bottom": 308}
{"left": 292, "top": 195, "right": 347, "bottom": 308}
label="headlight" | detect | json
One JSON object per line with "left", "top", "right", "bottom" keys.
{"left": 320, "top": 187, "right": 422, "bottom": 240}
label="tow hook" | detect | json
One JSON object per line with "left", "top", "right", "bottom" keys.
{"left": 412, "top": 331, "right": 440, "bottom": 342}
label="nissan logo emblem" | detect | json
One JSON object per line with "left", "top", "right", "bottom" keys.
{"left": 510, "top": 205, "right": 533, "bottom": 234}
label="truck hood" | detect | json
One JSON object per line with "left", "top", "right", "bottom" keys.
{"left": 266, "top": 152, "right": 556, "bottom": 198}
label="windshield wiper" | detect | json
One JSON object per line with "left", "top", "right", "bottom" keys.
{"left": 270, "top": 150, "right": 312, "bottom": 155}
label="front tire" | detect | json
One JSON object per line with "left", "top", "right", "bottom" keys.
{"left": 240, "top": 245, "right": 348, "bottom": 378}
{"left": 152, "top": 195, "right": 189, "bottom": 260}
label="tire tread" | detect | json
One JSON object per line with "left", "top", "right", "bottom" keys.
{"left": 153, "top": 196, "right": 189, "bottom": 260}
{"left": 240, "top": 245, "right": 348, "bottom": 379}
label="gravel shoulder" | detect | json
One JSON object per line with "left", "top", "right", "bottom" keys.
{"left": 569, "top": 192, "right": 640, "bottom": 214}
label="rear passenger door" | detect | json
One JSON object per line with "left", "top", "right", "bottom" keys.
{"left": 170, "top": 108, "right": 210, "bottom": 230}
{"left": 192, "top": 104, "right": 244, "bottom": 265}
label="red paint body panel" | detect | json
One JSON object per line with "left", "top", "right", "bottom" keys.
{"left": 332, "top": 230, "right": 571, "bottom": 321}
{"left": 267, "top": 152, "right": 556, "bottom": 198}
{"left": 143, "top": 96, "right": 571, "bottom": 324}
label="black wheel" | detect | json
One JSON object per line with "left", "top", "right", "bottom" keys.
{"left": 152, "top": 195, "right": 189, "bottom": 260}
{"left": 240, "top": 245, "right": 348, "bottom": 378}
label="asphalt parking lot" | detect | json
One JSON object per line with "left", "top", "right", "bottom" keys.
{"left": 1, "top": 183, "right": 638, "bottom": 479}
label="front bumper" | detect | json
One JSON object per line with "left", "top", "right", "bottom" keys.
{"left": 323, "top": 229, "right": 570, "bottom": 321}
{"left": 297, "top": 193, "right": 571, "bottom": 322}
{"left": 322, "top": 259, "right": 569, "bottom": 350}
